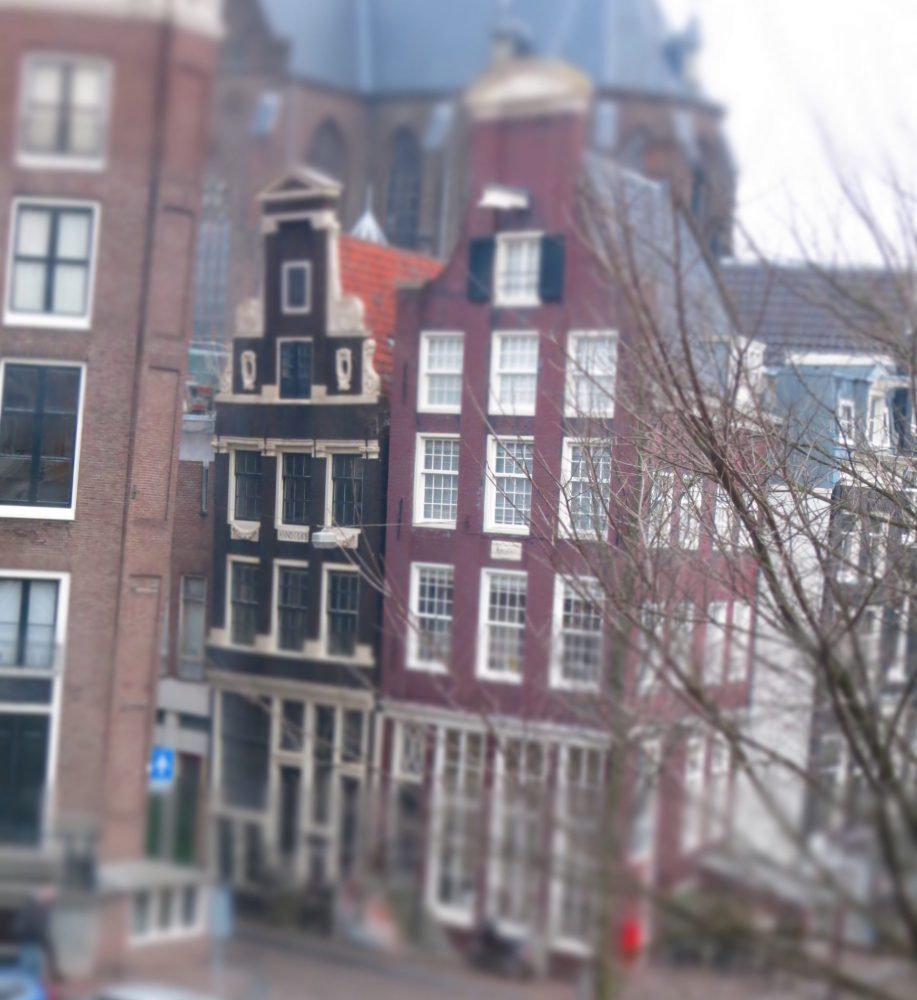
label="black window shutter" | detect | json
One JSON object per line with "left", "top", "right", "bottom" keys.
{"left": 539, "top": 235, "right": 566, "bottom": 303}
{"left": 467, "top": 237, "right": 495, "bottom": 303}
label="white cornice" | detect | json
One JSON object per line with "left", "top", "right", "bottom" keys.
{"left": 0, "top": 0, "right": 223, "bottom": 39}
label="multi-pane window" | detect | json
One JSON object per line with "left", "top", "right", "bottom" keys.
{"left": 230, "top": 562, "right": 259, "bottom": 646}
{"left": 868, "top": 395, "right": 890, "bottom": 448}
{"left": 0, "top": 579, "right": 58, "bottom": 669}
{"left": 409, "top": 564, "right": 454, "bottom": 670}
{"left": 637, "top": 603, "right": 664, "bottom": 693}
{"left": 331, "top": 455, "right": 363, "bottom": 527}
{"left": 277, "top": 566, "right": 309, "bottom": 652}
{"left": 481, "top": 571, "right": 527, "bottom": 679}
{"left": 561, "top": 441, "right": 611, "bottom": 538}
{"left": 681, "top": 734, "right": 705, "bottom": 854}
{"left": 433, "top": 728, "right": 484, "bottom": 915}
{"left": 19, "top": 56, "right": 109, "bottom": 161}
{"left": 419, "top": 333, "right": 464, "bottom": 412}
{"left": 326, "top": 571, "right": 359, "bottom": 657}
{"left": 416, "top": 437, "right": 460, "bottom": 525}
{"left": 838, "top": 399, "right": 855, "bottom": 442}
{"left": 644, "top": 468, "right": 674, "bottom": 547}
{"left": 565, "top": 331, "right": 617, "bottom": 417}
{"left": 232, "top": 451, "right": 262, "bottom": 522}
{"left": 704, "top": 601, "right": 728, "bottom": 684}
{"left": 281, "top": 262, "right": 311, "bottom": 313}
{"left": 706, "top": 736, "right": 731, "bottom": 840}
{"left": 494, "top": 234, "right": 540, "bottom": 306}
{"left": 489, "top": 332, "right": 538, "bottom": 415}
{"left": 178, "top": 576, "right": 206, "bottom": 680}
{"left": 8, "top": 203, "right": 96, "bottom": 321}
{"left": 725, "top": 602, "right": 751, "bottom": 682}
{"left": 279, "top": 341, "right": 312, "bottom": 399}
{"left": 488, "top": 438, "right": 534, "bottom": 532}
{"left": 713, "top": 487, "right": 734, "bottom": 545}
{"left": 677, "top": 476, "right": 703, "bottom": 549}
{"left": 281, "top": 453, "right": 311, "bottom": 525}
{"left": 555, "top": 578, "right": 604, "bottom": 688}
{"left": 628, "top": 743, "right": 659, "bottom": 860}
{"left": 0, "top": 364, "right": 81, "bottom": 510}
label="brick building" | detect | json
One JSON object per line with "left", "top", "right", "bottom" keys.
{"left": 0, "top": 0, "right": 218, "bottom": 977}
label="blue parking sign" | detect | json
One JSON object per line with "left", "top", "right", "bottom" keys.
{"left": 149, "top": 745, "right": 176, "bottom": 791}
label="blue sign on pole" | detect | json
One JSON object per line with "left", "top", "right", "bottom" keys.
{"left": 149, "top": 745, "right": 176, "bottom": 791}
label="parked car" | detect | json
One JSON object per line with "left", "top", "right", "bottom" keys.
{"left": 92, "top": 986, "right": 224, "bottom": 1000}
{"left": 0, "top": 945, "right": 53, "bottom": 1000}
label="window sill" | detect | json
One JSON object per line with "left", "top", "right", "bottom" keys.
{"left": 413, "top": 519, "right": 457, "bottom": 530}
{"left": 3, "top": 311, "right": 91, "bottom": 331}
{"left": 484, "top": 524, "right": 530, "bottom": 537}
{"left": 417, "top": 405, "right": 462, "bottom": 415}
{"left": 406, "top": 660, "right": 449, "bottom": 674}
{"left": 0, "top": 504, "right": 75, "bottom": 521}
{"left": 494, "top": 295, "right": 540, "bottom": 309}
{"left": 563, "top": 406, "right": 615, "bottom": 419}
{"left": 476, "top": 670, "right": 523, "bottom": 685}
{"left": 428, "top": 902, "right": 475, "bottom": 929}
{"left": 487, "top": 403, "right": 536, "bottom": 418}
{"left": 16, "top": 151, "right": 106, "bottom": 173}
{"left": 550, "top": 676, "right": 600, "bottom": 693}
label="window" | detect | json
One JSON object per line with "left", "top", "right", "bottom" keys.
{"left": 681, "top": 734, "right": 705, "bottom": 854}
{"left": 330, "top": 455, "right": 363, "bottom": 527}
{"left": 276, "top": 565, "right": 309, "bottom": 652}
{"left": 838, "top": 399, "right": 855, "bottom": 442}
{"left": 419, "top": 333, "right": 464, "bottom": 412}
{"left": 326, "top": 570, "right": 359, "bottom": 657}
{"left": 385, "top": 128, "right": 422, "bottom": 250}
{"left": 560, "top": 440, "right": 611, "bottom": 538}
{"left": 565, "top": 331, "right": 617, "bottom": 417}
{"left": 229, "top": 562, "right": 259, "bottom": 647}
{"left": 706, "top": 736, "right": 731, "bottom": 841}
{"left": 554, "top": 577, "right": 604, "bottom": 688}
{"left": 281, "top": 262, "right": 311, "bottom": 314}
{"left": 713, "top": 487, "right": 734, "bottom": 545}
{"left": 644, "top": 468, "right": 674, "bottom": 547}
{"left": 408, "top": 564, "right": 454, "bottom": 671}
{"left": 837, "top": 512, "right": 861, "bottom": 583}
{"left": 414, "top": 436, "right": 460, "bottom": 526}
{"left": 0, "top": 363, "right": 83, "bottom": 514}
{"left": 637, "top": 603, "right": 663, "bottom": 694}
{"left": 866, "top": 516, "right": 888, "bottom": 580}
{"left": 232, "top": 451, "right": 262, "bottom": 523}
{"left": 480, "top": 570, "right": 527, "bottom": 680}
{"left": 485, "top": 437, "right": 534, "bottom": 534}
{"left": 494, "top": 234, "right": 540, "bottom": 306}
{"left": 0, "top": 578, "right": 58, "bottom": 669}
{"left": 131, "top": 885, "right": 201, "bottom": 942}
{"left": 19, "top": 56, "right": 109, "bottom": 163}
{"left": 704, "top": 601, "right": 728, "bottom": 684}
{"left": 178, "top": 577, "right": 206, "bottom": 680}
{"left": 725, "top": 602, "right": 751, "bottom": 682}
{"left": 279, "top": 340, "right": 313, "bottom": 399}
{"left": 677, "top": 475, "right": 703, "bottom": 549}
{"left": 281, "top": 453, "right": 312, "bottom": 526}
{"left": 489, "top": 331, "right": 538, "bottom": 416}
{"left": 628, "top": 743, "right": 659, "bottom": 861}
{"left": 431, "top": 728, "right": 484, "bottom": 919}
{"left": 6, "top": 201, "right": 97, "bottom": 324}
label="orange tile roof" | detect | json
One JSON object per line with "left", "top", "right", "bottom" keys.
{"left": 339, "top": 235, "right": 443, "bottom": 382}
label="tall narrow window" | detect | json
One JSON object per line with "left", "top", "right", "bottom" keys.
{"left": 565, "top": 331, "right": 617, "bottom": 417}
{"left": 229, "top": 562, "right": 259, "bottom": 647}
{"left": 408, "top": 564, "right": 454, "bottom": 671}
{"left": 486, "top": 438, "right": 534, "bottom": 533}
{"left": 706, "top": 735, "right": 731, "bottom": 840}
{"left": 385, "top": 128, "right": 422, "bottom": 250}
{"left": 628, "top": 743, "right": 659, "bottom": 861}
{"left": 419, "top": 333, "right": 464, "bottom": 412}
{"left": 0, "top": 364, "right": 82, "bottom": 510}
{"left": 232, "top": 451, "right": 262, "bottom": 522}
{"left": 838, "top": 399, "right": 855, "bottom": 442}
{"left": 7, "top": 202, "right": 96, "bottom": 321}
{"left": 494, "top": 234, "right": 540, "bottom": 306}
{"left": 725, "top": 602, "right": 751, "bottom": 682}
{"left": 277, "top": 566, "right": 309, "bottom": 652}
{"left": 489, "top": 332, "right": 538, "bottom": 415}
{"left": 560, "top": 441, "right": 611, "bottom": 538}
{"left": 279, "top": 341, "right": 312, "bottom": 399}
{"left": 0, "top": 578, "right": 58, "bottom": 669}
{"left": 677, "top": 476, "right": 703, "bottom": 549}
{"left": 481, "top": 571, "right": 527, "bottom": 680}
{"left": 415, "top": 437, "right": 460, "bottom": 526}
{"left": 281, "top": 454, "right": 311, "bottom": 526}
{"left": 637, "top": 603, "right": 664, "bottom": 693}
{"left": 326, "top": 571, "right": 359, "bottom": 657}
{"left": 704, "top": 601, "right": 728, "bottom": 684}
{"left": 681, "top": 735, "right": 705, "bottom": 854}
{"left": 554, "top": 577, "right": 604, "bottom": 688}
{"left": 178, "top": 576, "right": 206, "bottom": 680}
{"left": 331, "top": 455, "right": 363, "bottom": 527}
{"left": 19, "top": 56, "right": 109, "bottom": 161}
{"left": 281, "top": 262, "right": 311, "bottom": 314}
{"left": 644, "top": 468, "right": 674, "bottom": 548}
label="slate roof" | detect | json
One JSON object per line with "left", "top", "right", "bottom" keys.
{"left": 721, "top": 263, "right": 913, "bottom": 366}
{"left": 339, "top": 235, "right": 443, "bottom": 381}
{"left": 258, "top": 0, "right": 700, "bottom": 100}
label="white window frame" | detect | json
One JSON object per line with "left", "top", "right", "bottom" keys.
{"left": 477, "top": 568, "right": 527, "bottom": 684}
{"left": 868, "top": 392, "right": 890, "bottom": 449}
{"left": 130, "top": 884, "right": 205, "bottom": 946}
{"left": 319, "top": 563, "right": 366, "bottom": 664}
{"left": 564, "top": 330, "right": 618, "bottom": 418}
{"left": 4, "top": 197, "right": 101, "bottom": 329}
{"left": 418, "top": 331, "right": 464, "bottom": 414}
{"left": 322, "top": 446, "right": 367, "bottom": 530}
{"left": 677, "top": 475, "right": 703, "bottom": 550}
{"left": 0, "top": 568, "right": 70, "bottom": 848}
{"left": 273, "top": 444, "right": 314, "bottom": 535}
{"left": 837, "top": 398, "right": 855, "bottom": 443}
{"left": 551, "top": 575, "right": 604, "bottom": 691}
{"left": 488, "top": 330, "right": 539, "bottom": 417}
{"left": 407, "top": 562, "right": 454, "bottom": 673}
{"left": 681, "top": 733, "right": 705, "bottom": 855}
{"left": 628, "top": 739, "right": 660, "bottom": 864}
{"left": 558, "top": 438, "right": 611, "bottom": 540}
{"left": 276, "top": 336, "right": 314, "bottom": 401}
{"left": 225, "top": 556, "right": 260, "bottom": 650}
{"left": 704, "top": 601, "right": 729, "bottom": 685}
{"left": 270, "top": 558, "right": 311, "bottom": 655}
{"left": 17, "top": 53, "right": 112, "bottom": 172}
{"left": 725, "top": 601, "right": 751, "bottom": 683}
{"left": 177, "top": 574, "right": 207, "bottom": 678}
{"left": 0, "top": 358, "right": 87, "bottom": 521}
{"left": 644, "top": 467, "right": 674, "bottom": 548}
{"left": 281, "top": 260, "right": 312, "bottom": 315}
{"left": 705, "top": 734, "right": 732, "bottom": 842}
{"left": 483, "top": 435, "right": 534, "bottom": 536}
{"left": 228, "top": 447, "right": 263, "bottom": 528}
{"left": 888, "top": 595, "right": 910, "bottom": 685}
{"left": 494, "top": 231, "right": 542, "bottom": 308}
{"left": 413, "top": 434, "right": 461, "bottom": 528}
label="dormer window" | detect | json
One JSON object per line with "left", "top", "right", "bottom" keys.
{"left": 282, "top": 261, "right": 311, "bottom": 314}
{"left": 868, "top": 394, "right": 890, "bottom": 449}
{"left": 838, "top": 399, "right": 855, "bottom": 443}
{"left": 494, "top": 233, "right": 540, "bottom": 307}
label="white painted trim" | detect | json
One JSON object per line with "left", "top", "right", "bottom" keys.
{"left": 318, "top": 562, "right": 370, "bottom": 665}
{"left": 557, "top": 437, "right": 611, "bottom": 542}
{"left": 406, "top": 562, "right": 453, "bottom": 674}
{"left": 0, "top": 0, "right": 223, "bottom": 38}
{"left": 493, "top": 232, "right": 542, "bottom": 309}
{"left": 483, "top": 434, "right": 534, "bottom": 536}
{"left": 476, "top": 567, "right": 527, "bottom": 684}
{"left": 227, "top": 446, "right": 263, "bottom": 530}
{"left": 412, "top": 433, "right": 460, "bottom": 528}
{"left": 487, "top": 329, "right": 539, "bottom": 417}
{"left": 4, "top": 197, "right": 101, "bottom": 330}
{"left": 281, "top": 260, "right": 312, "bottom": 315}
{"left": 270, "top": 558, "right": 310, "bottom": 656}
{"left": 225, "top": 555, "right": 261, "bottom": 651}
{"left": 787, "top": 351, "right": 896, "bottom": 369}
{"left": 564, "top": 329, "right": 618, "bottom": 419}
{"left": 129, "top": 883, "right": 207, "bottom": 947}
{"left": 550, "top": 574, "right": 603, "bottom": 692}
{"left": 0, "top": 358, "right": 86, "bottom": 521}
{"left": 273, "top": 447, "right": 312, "bottom": 537}
{"left": 276, "top": 336, "right": 314, "bottom": 400}
{"left": 417, "top": 331, "right": 464, "bottom": 414}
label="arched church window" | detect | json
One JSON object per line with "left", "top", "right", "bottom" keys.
{"left": 385, "top": 127, "right": 422, "bottom": 250}
{"left": 308, "top": 119, "right": 347, "bottom": 182}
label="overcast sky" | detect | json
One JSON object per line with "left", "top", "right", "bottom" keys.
{"left": 661, "top": 0, "right": 917, "bottom": 264}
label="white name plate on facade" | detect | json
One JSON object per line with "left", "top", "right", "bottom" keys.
{"left": 278, "top": 526, "right": 310, "bottom": 544}
{"left": 490, "top": 539, "right": 523, "bottom": 562}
